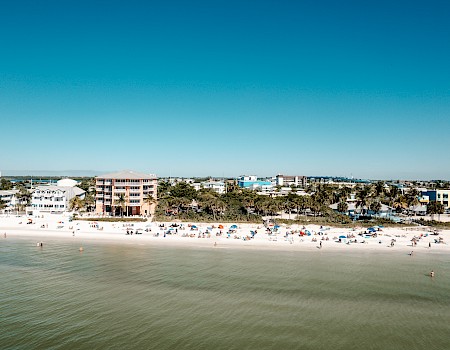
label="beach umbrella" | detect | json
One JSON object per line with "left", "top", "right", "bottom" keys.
{"left": 274, "top": 225, "right": 280, "bottom": 229}
{"left": 367, "top": 227, "right": 376, "bottom": 233}
{"left": 191, "top": 225, "right": 197, "bottom": 229}
{"left": 230, "top": 224, "right": 238, "bottom": 229}
{"left": 218, "top": 225, "right": 224, "bottom": 229}
{"left": 339, "top": 235, "right": 346, "bottom": 239}
{"left": 305, "top": 230, "right": 311, "bottom": 236}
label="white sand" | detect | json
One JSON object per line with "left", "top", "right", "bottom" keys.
{"left": 1, "top": 213, "right": 449, "bottom": 253}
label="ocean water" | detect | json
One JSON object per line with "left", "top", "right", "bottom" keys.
{"left": 1, "top": 237, "right": 450, "bottom": 350}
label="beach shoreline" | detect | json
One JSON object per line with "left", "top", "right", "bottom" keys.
{"left": 1, "top": 213, "right": 449, "bottom": 254}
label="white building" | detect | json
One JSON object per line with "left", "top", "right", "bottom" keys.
{"left": 275, "top": 174, "right": 307, "bottom": 188}
{"left": 30, "top": 184, "right": 85, "bottom": 214}
{"left": 200, "top": 181, "right": 226, "bottom": 194}
{"left": 0, "top": 190, "right": 19, "bottom": 213}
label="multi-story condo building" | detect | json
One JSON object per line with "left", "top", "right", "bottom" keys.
{"left": 275, "top": 174, "right": 307, "bottom": 188}
{"left": 95, "top": 170, "right": 157, "bottom": 216}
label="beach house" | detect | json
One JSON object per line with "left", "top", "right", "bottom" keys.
{"left": 200, "top": 180, "right": 226, "bottom": 194}
{"left": 0, "top": 190, "right": 19, "bottom": 214}
{"left": 29, "top": 179, "right": 85, "bottom": 214}
{"left": 95, "top": 170, "right": 157, "bottom": 216}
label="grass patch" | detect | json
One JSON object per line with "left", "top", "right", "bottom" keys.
{"left": 73, "top": 217, "right": 147, "bottom": 223}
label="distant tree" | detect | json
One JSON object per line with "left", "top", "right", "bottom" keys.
{"left": 79, "top": 178, "right": 95, "bottom": 193}
{"left": 337, "top": 201, "right": 348, "bottom": 214}
{"left": 0, "top": 179, "right": 13, "bottom": 190}
{"left": 157, "top": 181, "right": 171, "bottom": 199}
{"left": 370, "top": 201, "right": 382, "bottom": 215}
{"left": 427, "top": 201, "right": 444, "bottom": 221}
{"left": 169, "top": 182, "right": 197, "bottom": 200}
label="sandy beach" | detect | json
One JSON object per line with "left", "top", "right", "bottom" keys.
{"left": 1, "top": 213, "right": 449, "bottom": 254}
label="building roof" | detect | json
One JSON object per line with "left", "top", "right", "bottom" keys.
{"left": 0, "top": 190, "right": 18, "bottom": 196}
{"left": 33, "top": 186, "right": 85, "bottom": 197}
{"left": 57, "top": 178, "right": 78, "bottom": 187}
{"left": 96, "top": 170, "right": 157, "bottom": 180}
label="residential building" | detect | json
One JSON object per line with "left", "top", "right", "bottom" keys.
{"left": 276, "top": 174, "right": 307, "bottom": 188}
{"left": 95, "top": 170, "right": 157, "bottom": 216}
{"left": 0, "top": 190, "right": 19, "bottom": 213}
{"left": 30, "top": 185, "right": 85, "bottom": 214}
{"left": 423, "top": 189, "right": 450, "bottom": 209}
{"left": 237, "top": 175, "right": 272, "bottom": 189}
{"left": 200, "top": 181, "right": 226, "bottom": 194}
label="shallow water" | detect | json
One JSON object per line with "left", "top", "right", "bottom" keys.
{"left": 1, "top": 237, "right": 450, "bottom": 350}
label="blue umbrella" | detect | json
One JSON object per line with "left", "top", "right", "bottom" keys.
{"left": 230, "top": 225, "right": 238, "bottom": 229}
{"left": 339, "top": 235, "right": 346, "bottom": 239}
{"left": 191, "top": 225, "right": 197, "bottom": 229}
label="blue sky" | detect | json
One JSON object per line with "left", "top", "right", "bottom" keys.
{"left": 1, "top": 0, "right": 449, "bottom": 179}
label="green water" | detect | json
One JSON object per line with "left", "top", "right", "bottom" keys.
{"left": 1, "top": 237, "right": 449, "bottom": 350}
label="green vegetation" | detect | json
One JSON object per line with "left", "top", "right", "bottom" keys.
{"left": 154, "top": 180, "right": 447, "bottom": 227}
{"left": 73, "top": 217, "right": 147, "bottom": 223}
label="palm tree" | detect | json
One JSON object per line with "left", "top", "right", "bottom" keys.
{"left": 406, "top": 189, "right": 420, "bottom": 217}
{"left": 369, "top": 201, "right": 382, "bottom": 216}
{"left": 69, "top": 196, "right": 83, "bottom": 212}
{"left": 427, "top": 201, "right": 444, "bottom": 221}
{"left": 83, "top": 193, "right": 95, "bottom": 212}
{"left": 392, "top": 195, "right": 407, "bottom": 213}
{"left": 115, "top": 193, "right": 127, "bottom": 217}
{"left": 356, "top": 185, "right": 373, "bottom": 215}
{"left": 143, "top": 193, "right": 156, "bottom": 217}
{"left": 337, "top": 201, "right": 348, "bottom": 214}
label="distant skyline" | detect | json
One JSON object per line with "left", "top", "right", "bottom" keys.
{"left": 1, "top": 1, "right": 449, "bottom": 180}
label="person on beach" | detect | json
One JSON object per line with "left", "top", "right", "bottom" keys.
{"left": 429, "top": 242, "right": 431, "bottom": 248}
{"left": 320, "top": 241, "right": 322, "bottom": 248}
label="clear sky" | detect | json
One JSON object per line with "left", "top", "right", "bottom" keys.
{"left": 1, "top": 0, "right": 449, "bottom": 179}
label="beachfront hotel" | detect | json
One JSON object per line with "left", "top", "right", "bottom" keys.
{"left": 275, "top": 174, "right": 307, "bottom": 188}
{"left": 95, "top": 170, "right": 157, "bottom": 216}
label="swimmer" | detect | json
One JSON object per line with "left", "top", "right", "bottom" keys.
{"left": 214, "top": 242, "right": 217, "bottom": 247}
{"left": 430, "top": 270, "right": 434, "bottom": 277}
{"left": 79, "top": 247, "right": 84, "bottom": 252}
{"left": 409, "top": 251, "right": 413, "bottom": 256}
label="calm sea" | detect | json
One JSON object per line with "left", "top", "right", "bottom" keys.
{"left": 1, "top": 237, "right": 450, "bottom": 350}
